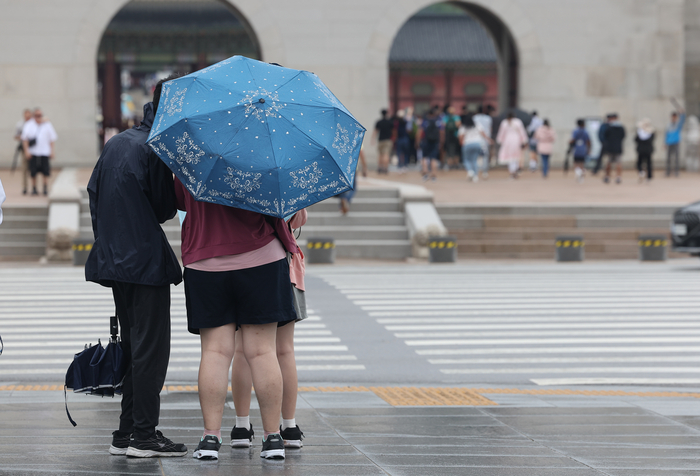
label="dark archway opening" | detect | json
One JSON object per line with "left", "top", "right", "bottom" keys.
{"left": 97, "top": 0, "right": 260, "bottom": 144}
{"left": 389, "top": 1, "right": 518, "bottom": 116}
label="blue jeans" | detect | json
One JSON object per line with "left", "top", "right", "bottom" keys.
{"left": 540, "top": 154, "right": 550, "bottom": 177}
{"left": 462, "top": 143, "right": 482, "bottom": 176}
{"left": 395, "top": 136, "right": 410, "bottom": 168}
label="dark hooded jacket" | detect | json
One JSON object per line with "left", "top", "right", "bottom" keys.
{"left": 85, "top": 102, "right": 182, "bottom": 287}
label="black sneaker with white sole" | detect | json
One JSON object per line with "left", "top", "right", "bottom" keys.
{"left": 279, "top": 425, "right": 304, "bottom": 448}
{"left": 230, "top": 424, "right": 254, "bottom": 448}
{"left": 109, "top": 431, "right": 132, "bottom": 455}
{"left": 126, "top": 430, "right": 188, "bottom": 458}
{"left": 193, "top": 435, "right": 222, "bottom": 460}
{"left": 260, "top": 433, "right": 285, "bottom": 459}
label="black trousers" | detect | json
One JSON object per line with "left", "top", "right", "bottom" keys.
{"left": 112, "top": 282, "right": 171, "bottom": 440}
{"left": 637, "top": 152, "right": 652, "bottom": 179}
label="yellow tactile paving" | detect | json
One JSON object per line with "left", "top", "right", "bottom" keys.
{"left": 6, "top": 385, "right": 700, "bottom": 406}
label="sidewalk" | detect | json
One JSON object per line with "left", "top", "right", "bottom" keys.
{"left": 1, "top": 386, "right": 700, "bottom": 475}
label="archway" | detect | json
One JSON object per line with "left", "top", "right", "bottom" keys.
{"left": 388, "top": 1, "right": 518, "bottom": 116}
{"left": 96, "top": 0, "right": 260, "bottom": 140}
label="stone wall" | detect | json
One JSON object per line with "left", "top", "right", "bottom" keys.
{"left": 0, "top": 0, "right": 687, "bottom": 169}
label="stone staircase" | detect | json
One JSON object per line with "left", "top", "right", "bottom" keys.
{"left": 80, "top": 187, "right": 411, "bottom": 261}
{"left": 0, "top": 204, "right": 48, "bottom": 259}
{"left": 300, "top": 188, "right": 411, "bottom": 260}
{"left": 437, "top": 204, "right": 680, "bottom": 259}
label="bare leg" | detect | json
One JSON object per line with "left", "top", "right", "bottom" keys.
{"left": 239, "top": 323, "right": 282, "bottom": 435}
{"left": 198, "top": 324, "right": 236, "bottom": 432}
{"left": 276, "top": 323, "right": 297, "bottom": 420}
{"left": 231, "top": 330, "right": 252, "bottom": 417}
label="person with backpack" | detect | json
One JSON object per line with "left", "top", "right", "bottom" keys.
{"left": 417, "top": 107, "right": 443, "bottom": 181}
{"left": 570, "top": 119, "right": 591, "bottom": 183}
{"left": 442, "top": 106, "right": 461, "bottom": 170}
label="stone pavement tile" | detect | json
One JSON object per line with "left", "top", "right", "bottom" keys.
{"left": 368, "top": 453, "right": 591, "bottom": 469}
{"left": 667, "top": 415, "right": 700, "bottom": 431}
{"left": 483, "top": 406, "right": 651, "bottom": 417}
{"left": 604, "top": 471, "right": 700, "bottom": 476}
{"left": 299, "top": 391, "right": 391, "bottom": 408}
{"left": 631, "top": 399, "right": 700, "bottom": 416}
{"left": 355, "top": 443, "right": 567, "bottom": 457}
{"left": 381, "top": 468, "right": 603, "bottom": 476}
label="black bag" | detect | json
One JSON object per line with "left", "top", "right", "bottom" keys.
{"left": 27, "top": 138, "right": 36, "bottom": 147}
{"left": 425, "top": 118, "right": 440, "bottom": 141}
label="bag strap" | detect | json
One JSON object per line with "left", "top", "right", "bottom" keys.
{"left": 64, "top": 385, "right": 77, "bottom": 427}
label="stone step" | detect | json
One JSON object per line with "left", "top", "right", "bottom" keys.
{"left": 308, "top": 197, "right": 402, "bottom": 213}
{"left": 482, "top": 216, "right": 578, "bottom": 228}
{"left": 1, "top": 215, "right": 49, "bottom": 230}
{"left": 457, "top": 251, "right": 687, "bottom": 260}
{"left": 0, "top": 242, "right": 46, "bottom": 257}
{"left": 350, "top": 188, "right": 400, "bottom": 199}
{"left": 298, "top": 225, "right": 409, "bottom": 241}
{"left": 2, "top": 205, "right": 49, "bottom": 217}
{"left": 452, "top": 227, "right": 671, "bottom": 241}
{"left": 437, "top": 204, "right": 680, "bottom": 216}
{"left": 0, "top": 228, "right": 50, "bottom": 242}
{"left": 576, "top": 215, "right": 671, "bottom": 228}
{"left": 456, "top": 239, "right": 667, "bottom": 254}
{"left": 298, "top": 239, "right": 411, "bottom": 260}
{"left": 305, "top": 212, "right": 406, "bottom": 227}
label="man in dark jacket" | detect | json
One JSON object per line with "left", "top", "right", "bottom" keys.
{"left": 592, "top": 114, "right": 612, "bottom": 175}
{"left": 86, "top": 76, "right": 186, "bottom": 458}
{"left": 602, "top": 113, "right": 626, "bottom": 184}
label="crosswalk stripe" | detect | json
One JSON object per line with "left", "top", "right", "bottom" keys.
{"left": 318, "top": 265, "right": 700, "bottom": 385}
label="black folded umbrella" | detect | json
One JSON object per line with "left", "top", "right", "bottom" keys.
{"left": 64, "top": 316, "right": 125, "bottom": 426}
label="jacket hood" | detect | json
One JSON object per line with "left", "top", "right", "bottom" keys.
{"left": 141, "top": 102, "right": 155, "bottom": 129}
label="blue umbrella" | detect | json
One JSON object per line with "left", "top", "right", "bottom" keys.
{"left": 147, "top": 56, "right": 366, "bottom": 218}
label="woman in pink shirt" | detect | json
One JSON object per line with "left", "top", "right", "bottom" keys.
{"left": 230, "top": 209, "right": 308, "bottom": 449}
{"left": 175, "top": 178, "right": 299, "bottom": 461}
{"left": 534, "top": 119, "right": 556, "bottom": 178}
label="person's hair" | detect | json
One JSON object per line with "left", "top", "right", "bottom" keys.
{"left": 506, "top": 111, "right": 514, "bottom": 120}
{"left": 443, "top": 104, "right": 450, "bottom": 114}
{"left": 24, "top": 108, "right": 31, "bottom": 114}
{"left": 477, "top": 105, "right": 484, "bottom": 114}
{"left": 543, "top": 119, "right": 550, "bottom": 127}
{"left": 381, "top": 109, "right": 388, "bottom": 118}
{"left": 672, "top": 111, "right": 678, "bottom": 117}
{"left": 531, "top": 110, "right": 538, "bottom": 116}
{"left": 577, "top": 119, "right": 585, "bottom": 127}
{"left": 153, "top": 73, "right": 185, "bottom": 113}
{"left": 462, "top": 114, "right": 475, "bottom": 128}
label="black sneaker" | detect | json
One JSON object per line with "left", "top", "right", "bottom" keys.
{"left": 109, "top": 431, "right": 132, "bottom": 455}
{"left": 279, "top": 425, "right": 304, "bottom": 448}
{"left": 260, "top": 433, "right": 285, "bottom": 459}
{"left": 230, "top": 424, "right": 254, "bottom": 448}
{"left": 126, "top": 430, "right": 187, "bottom": 458}
{"left": 193, "top": 435, "right": 221, "bottom": 460}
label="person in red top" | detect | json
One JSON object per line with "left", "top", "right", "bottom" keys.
{"left": 175, "top": 178, "right": 299, "bottom": 461}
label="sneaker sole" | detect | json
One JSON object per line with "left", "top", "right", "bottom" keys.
{"left": 260, "top": 448, "right": 285, "bottom": 459}
{"left": 109, "top": 445, "right": 128, "bottom": 456}
{"left": 193, "top": 449, "right": 219, "bottom": 460}
{"left": 230, "top": 439, "right": 252, "bottom": 448}
{"left": 283, "top": 440, "right": 303, "bottom": 448}
{"left": 126, "top": 447, "right": 188, "bottom": 458}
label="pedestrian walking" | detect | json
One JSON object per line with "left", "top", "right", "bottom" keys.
{"left": 371, "top": 109, "right": 394, "bottom": 174}
{"left": 13, "top": 109, "right": 32, "bottom": 194}
{"left": 534, "top": 119, "right": 556, "bottom": 178}
{"left": 443, "top": 106, "right": 461, "bottom": 169}
{"left": 21, "top": 108, "right": 56, "bottom": 196}
{"left": 473, "top": 104, "right": 494, "bottom": 178}
{"left": 635, "top": 118, "right": 655, "bottom": 182}
{"left": 339, "top": 149, "right": 366, "bottom": 215}
{"left": 665, "top": 103, "right": 686, "bottom": 177}
{"left": 458, "top": 114, "right": 489, "bottom": 182}
{"left": 570, "top": 119, "right": 591, "bottom": 183}
{"left": 602, "top": 113, "right": 626, "bottom": 184}
{"left": 417, "top": 107, "right": 443, "bottom": 181}
{"left": 526, "top": 110, "right": 543, "bottom": 172}
{"left": 394, "top": 110, "right": 411, "bottom": 173}
{"left": 592, "top": 114, "right": 612, "bottom": 175}
{"left": 175, "top": 177, "right": 299, "bottom": 461}
{"left": 0, "top": 178, "right": 5, "bottom": 225}
{"left": 496, "top": 111, "right": 528, "bottom": 179}
{"left": 85, "top": 77, "right": 187, "bottom": 458}
{"left": 230, "top": 210, "right": 308, "bottom": 452}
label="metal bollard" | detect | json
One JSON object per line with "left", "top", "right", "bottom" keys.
{"left": 638, "top": 235, "right": 667, "bottom": 261}
{"left": 428, "top": 236, "right": 457, "bottom": 263}
{"left": 72, "top": 238, "right": 94, "bottom": 266}
{"left": 555, "top": 235, "right": 584, "bottom": 262}
{"left": 305, "top": 237, "right": 336, "bottom": 264}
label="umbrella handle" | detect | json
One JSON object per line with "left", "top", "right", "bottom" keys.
{"left": 110, "top": 316, "right": 118, "bottom": 343}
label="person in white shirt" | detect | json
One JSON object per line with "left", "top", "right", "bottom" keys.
{"left": 0, "top": 178, "right": 5, "bottom": 225}
{"left": 472, "top": 105, "right": 494, "bottom": 178}
{"left": 458, "top": 115, "right": 492, "bottom": 182}
{"left": 21, "top": 108, "right": 57, "bottom": 196}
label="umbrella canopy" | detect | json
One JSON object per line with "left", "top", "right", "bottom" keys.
{"left": 147, "top": 56, "right": 366, "bottom": 218}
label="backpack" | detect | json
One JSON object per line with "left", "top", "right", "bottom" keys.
{"left": 445, "top": 115, "right": 458, "bottom": 138}
{"left": 425, "top": 118, "right": 440, "bottom": 141}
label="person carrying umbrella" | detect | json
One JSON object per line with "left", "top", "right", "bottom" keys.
{"left": 85, "top": 76, "right": 187, "bottom": 458}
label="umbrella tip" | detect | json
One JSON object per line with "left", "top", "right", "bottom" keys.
{"left": 259, "top": 98, "right": 265, "bottom": 103}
